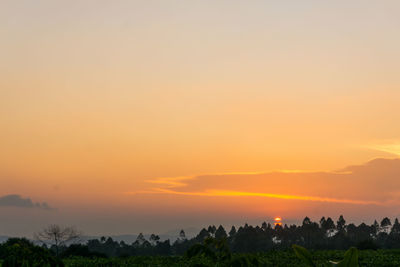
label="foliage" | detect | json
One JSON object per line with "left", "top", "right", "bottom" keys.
{"left": 60, "top": 249, "right": 400, "bottom": 266}
{"left": 0, "top": 238, "right": 63, "bottom": 267}
{"left": 51, "top": 215, "right": 400, "bottom": 258}
{"left": 185, "top": 237, "right": 260, "bottom": 266}
{"left": 3, "top": 215, "right": 400, "bottom": 266}
{"left": 293, "top": 245, "right": 359, "bottom": 267}
{"left": 292, "top": 245, "right": 316, "bottom": 267}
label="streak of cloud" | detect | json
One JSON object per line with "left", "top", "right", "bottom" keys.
{"left": 366, "top": 142, "right": 400, "bottom": 156}
{"left": 130, "top": 158, "right": 400, "bottom": 207}
{"left": 152, "top": 188, "right": 383, "bottom": 205}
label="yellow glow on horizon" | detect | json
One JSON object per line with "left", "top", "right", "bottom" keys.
{"left": 133, "top": 188, "right": 383, "bottom": 206}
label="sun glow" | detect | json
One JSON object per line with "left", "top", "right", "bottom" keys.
{"left": 274, "top": 217, "right": 282, "bottom": 226}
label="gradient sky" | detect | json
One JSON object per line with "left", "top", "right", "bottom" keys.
{"left": 1, "top": 0, "right": 400, "bottom": 237}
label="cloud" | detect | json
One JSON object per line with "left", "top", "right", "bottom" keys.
{"left": 152, "top": 188, "right": 381, "bottom": 205}
{"left": 365, "top": 141, "right": 400, "bottom": 156}
{"left": 132, "top": 158, "right": 400, "bottom": 206}
{"left": 0, "top": 194, "right": 54, "bottom": 210}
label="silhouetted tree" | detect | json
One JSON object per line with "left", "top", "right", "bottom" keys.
{"left": 149, "top": 234, "right": 160, "bottom": 246}
{"left": 302, "top": 217, "right": 312, "bottom": 226}
{"left": 35, "top": 225, "right": 81, "bottom": 257}
{"left": 372, "top": 220, "right": 380, "bottom": 238}
{"left": 176, "top": 229, "right": 187, "bottom": 244}
{"left": 326, "top": 217, "right": 335, "bottom": 230}
{"left": 229, "top": 226, "right": 237, "bottom": 237}
{"left": 207, "top": 225, "right": 217, "bottom": 236}
{"left": 391, "top": 218, "right": 400, "bottom": 235}
{"left": 337, "top": 215, "right": 346, "bottom": 231}
{"left": 22, "top": 215, "right": 400, "bottom": 257}
{"left": 134, "top": 233, "right": 146, "bottom": 246}
{"left": 215, "top": 225, "right": 227, "bottom": 239}
{"left": 320, "top": 217, "right": 326, "bottom": 227}
{"left": 195, "top": 228, "right": 210, "bottom": 242}
{"left": 301, "top": 217, "right": 322, "bottom": 248}
{"left": 387, "top": 218, "right": 400, "bottom": 248}
{"left": 381, "top": 217, "right": 392, "bottom": 228}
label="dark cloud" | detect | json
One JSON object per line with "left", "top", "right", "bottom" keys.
{"left": 0, "top": 194, "right": 53, "bottom": 210}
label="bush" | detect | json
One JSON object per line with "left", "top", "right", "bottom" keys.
{"left": 1, "top": 238, "right": 64, "bottom": 267}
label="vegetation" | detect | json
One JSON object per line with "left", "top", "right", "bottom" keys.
{"left": 2, "top": 239, "right": 400, "bottom": 266}
{"left": 67, "top": 216, "right": 400, "bottom": 257}
{"left": 293, "top": 245, "right": 359, "bottom": 267}
{"left": 0, "top": 238, "right": 63, "bottom": 266}
{"left": 35, "top": 225, "right": 81, "bottom": 257}
{"left": 61, "top": 250, "right": 400, "bottom": 266}
{"left": 1, "top": 216, "right": 400, "bottom": 266}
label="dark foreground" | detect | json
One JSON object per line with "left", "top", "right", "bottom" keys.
{"left": 39, "top": 250, "right": 400, "bottom": 266}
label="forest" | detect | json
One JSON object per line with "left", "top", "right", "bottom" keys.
{"left": 2, "top": 215, "right": 400, "bottom": 266}
{"left": 64, "top": 216, "right": 400, "bottom": 257}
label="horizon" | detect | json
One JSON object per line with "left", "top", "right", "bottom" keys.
{"left": 0, "top": 210, "right": 398, "bottom": 241}
{"left": 1, "top": 0, "right": 400, "bottom": 238}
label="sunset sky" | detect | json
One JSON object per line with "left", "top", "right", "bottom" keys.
{"left": 1, "top": 0, "right": 400, "bottom": 237}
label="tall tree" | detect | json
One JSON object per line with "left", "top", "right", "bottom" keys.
{"left": 372, "top": 220, "right": 380, "bottom": 236}
{"left": 381, "top": 217, "right": 392, "bottom": 228}
{"left": 215, "top": 225, "right": 227, "bottom": 239}
{"left": 35, "top": 224, "right": 81, "bottom": 257}
{"left": 325, "top": 217, "right": 335, "bottom": 230}
{"left": 178, "top": 229, "right": 187, "bottom": 242}
{"left": 337, "top": 215, "right": 346, "bottom": 231}
{"left": 229, "top": 226, "right": 237, "bottom": 237}
{"left": 135, "top": 233, "right": 146, "bottom": 246}
{"left": 149, "top": 234, "right": 160, "bottom": 246}
{"left": 320, "top": 217, "right": 326, "bottom": 228}
{"left": 196, "top": 228, "right": 210, "bottom": 242}
{"left": 302, "top": 217, "right": 312, "bottom": 226}
{"left": 207, "top": 225, "right": 217, "bottom": 236}
{"left": 391, "top": 218, "right": 400, "bottom": 235}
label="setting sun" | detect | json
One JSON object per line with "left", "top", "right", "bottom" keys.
{"left": 274, "top": 217, "right": 283, "bottom": 226}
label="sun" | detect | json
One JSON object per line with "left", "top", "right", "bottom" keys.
{"left": 274, "top": 217, "right": 282, "bottom": 226}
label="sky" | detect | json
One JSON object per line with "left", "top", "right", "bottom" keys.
{"left": 1, "top": 0, "right": 400, "bottom": 237}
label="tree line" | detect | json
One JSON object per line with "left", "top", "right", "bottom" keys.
{"left": 28, "top": 215, "right": 400, "bottom": 258}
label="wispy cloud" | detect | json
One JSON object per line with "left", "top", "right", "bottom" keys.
{"left": 364, "top": 141, "right": 400, "bottom": 156}
{"left": 0, "top": 194, "right": 54, "bottom": 210}
{"left": 130, "top": 158, "right": 400, "bottom": 206}
{"left": 152, "top": 188, "right": 382, "bottom": 205}
{"left": 146, "top": 176, "right": 194, "bottom": 188}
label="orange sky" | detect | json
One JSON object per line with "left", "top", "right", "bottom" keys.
{"left": 1, "top": 0, "right": 400, "bottom": 236}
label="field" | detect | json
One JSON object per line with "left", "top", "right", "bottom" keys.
{"left": 60, "top": 249, "right": 400, "bottom": 267}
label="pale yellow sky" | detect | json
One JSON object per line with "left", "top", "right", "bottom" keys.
{"left": 1, "top": 0, "right": 400, "bottom": 236}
